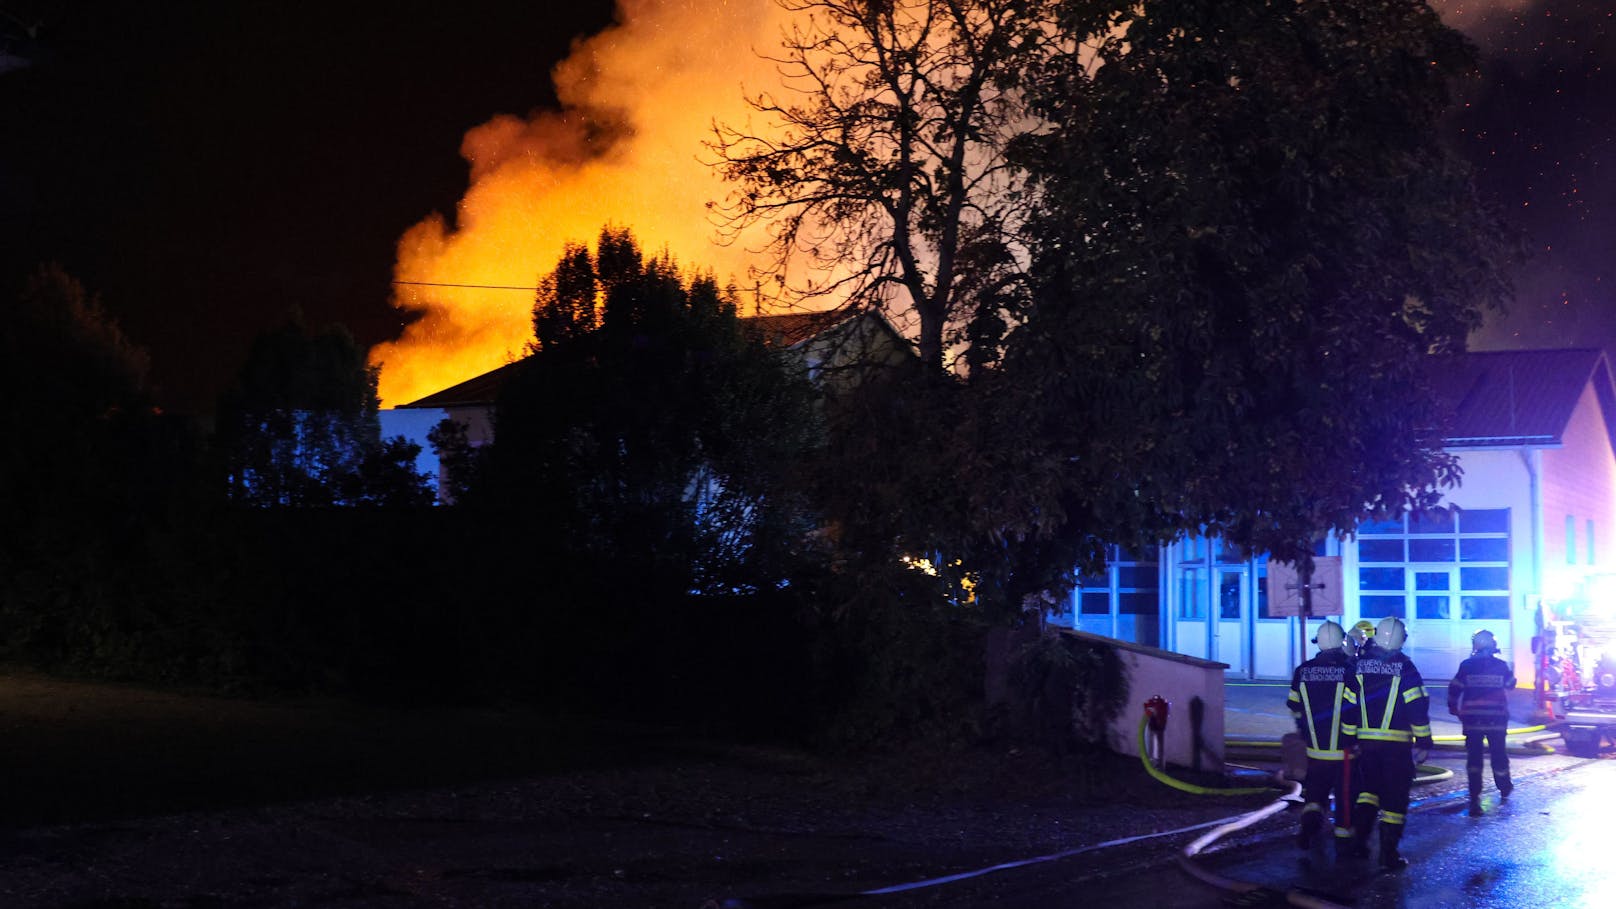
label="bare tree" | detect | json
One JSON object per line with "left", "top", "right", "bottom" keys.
{"left": 710, "top": 0, "right": 1054, "bottom": 372}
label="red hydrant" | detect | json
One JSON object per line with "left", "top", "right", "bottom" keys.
{"left": 1144, "top": 695, "right": 1169, "bottom": 768}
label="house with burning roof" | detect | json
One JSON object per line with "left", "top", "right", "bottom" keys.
{"left": 378, "top": 309, "right": 913, "bottom": 496}
{"left": 739, "top": 309, "right": 915, "bottom": 393}
{"left": 1057, "top": 348, "right": 1616, "bottom": 683}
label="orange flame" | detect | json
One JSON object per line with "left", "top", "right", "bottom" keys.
{"left": 373, "top": 0, "right": 1506, "bottom": 406}
{"left": 373, "top": 0, "right": 790, "bottom": 406}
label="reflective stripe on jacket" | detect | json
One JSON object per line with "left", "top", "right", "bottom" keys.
{"left": 1288, "top": 650, "right": 1355, "bottom": 760}
{"left": 1448, "top": 653, "right": 1516, "bottom": 730}
{"left": 1343, "top": 643, "right": 1432, "bottom": 744}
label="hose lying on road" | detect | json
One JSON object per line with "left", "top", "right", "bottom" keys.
{"left": 1175, "top": 780, "right": 1351, "bottom": 909}
{"left": 699, "top": 811, "right": 1254, "bottom": 908}
{"left": 1156, "top": 714, "right": 1462, "bottom": 908}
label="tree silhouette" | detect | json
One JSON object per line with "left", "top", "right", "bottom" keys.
{"left": 216, "top": 312, "right": 431, "bottom": 507}
{"left": 1004, "top": 0, "right": 1517, "bottom": 570}
{"left": 482, "top": 228, "right": 821, "bottom": 593}
{"left": 711, "top": 0, "right": 1054, "bottom": 372}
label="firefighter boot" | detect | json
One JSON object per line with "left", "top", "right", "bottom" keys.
{"left": 1348, "top": 814, "right": 1374, "bottom": 860}
{"left": 1379, "top": 824, "right": 1409, "bottom": 871}
{"left": 1468, "top": 795, "right": 1483, "bottom": 817}
{"left": 1498, "top": 773, "right": 1514, "bottom": 799}
{"left": 1296, "top": 809, "right": 1323, "bottom": 850}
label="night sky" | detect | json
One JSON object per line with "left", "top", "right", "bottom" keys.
{"left": 1, "top": 1, "right": 1611, "bottom": 413}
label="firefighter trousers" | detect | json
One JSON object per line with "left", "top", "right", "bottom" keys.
{"left": 1355, "top": 740, "right": 1414, "bottom": 834}
{"left": 1465, "top": 728, "right": 1512, "bottom": 797}
{"left": 1300, "top": 756, "right": 1353, "bottom": 841}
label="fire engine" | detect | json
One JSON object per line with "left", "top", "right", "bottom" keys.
{"left": 1540, "top": 574, "right": 1616, "bottom": 756}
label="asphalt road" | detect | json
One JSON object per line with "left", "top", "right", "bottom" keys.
{"left": 859, "top": 681, "right": 1611, "bottom": 909}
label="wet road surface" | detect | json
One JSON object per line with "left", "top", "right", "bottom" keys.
{"left": 870, "top": 683, "right": 1613, "bottom": 909}
{"left": 871, "top": 753, "right": 1614, "bottom": 908}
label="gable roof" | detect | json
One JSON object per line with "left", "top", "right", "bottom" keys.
{"left": 396, "top": 310, "right": 911, "bottom": 409}
{"left": 740, "top": 310, "right": 857, "bottom": 348}
{"left": 1434, "top": 348, "right": 1616, "bottom": 449}
{"left": 395, "top": 360, "right": 525, "bottom": 409}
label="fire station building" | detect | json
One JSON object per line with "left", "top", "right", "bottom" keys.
{"left": 1053, "top": 348, "right": 1616, "bottom": 684}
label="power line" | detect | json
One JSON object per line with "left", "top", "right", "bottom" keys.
{"left": 393, "top": 280, "right": 538, "bottom": 291}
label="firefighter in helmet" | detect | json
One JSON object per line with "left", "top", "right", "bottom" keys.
{"left": 1448, "top": 628, "right": 1516, "bottom": 815}
{"left": 1345, "top": 619, "right": 1376, "bottom": 658}
{"left": 1287, "top": 620, "right": 1356, "bottom": 850}
{"left": 1342, "top": 617, "right": 1432, "bottom": 869}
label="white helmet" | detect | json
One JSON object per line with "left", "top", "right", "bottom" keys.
{"left": 1312, "top": 621, "right": 1346, "bottom": 653}
{"left": 1472, "top": 629, "right": 1499, "bottom": 655}
{"left": 1374, "top": 617, "right": 1407, "bottom": 652}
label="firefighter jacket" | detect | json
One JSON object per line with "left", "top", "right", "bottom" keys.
{"left": 1343, "top": 643, "right": 1433, "bottom": 745}
{"left": 1287, "top": 649, "right": 1355, "bottom": 760}
{"left": 1448, "top": 653, "right": 1516, "bottom": 731}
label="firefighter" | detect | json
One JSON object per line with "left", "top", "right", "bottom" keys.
{"left": 1287, "top": 620, "right": 1356, "bottom": 850}
{"left": 1448, "top": 628, "right": 1516, "bottom": 815}
{"left": 1345, "top": 619, "right": 1376, "bottom": 657}
{"left": 1342, "top": 617, "right": 1432, "bottom": 870}
{"left": 1341, "top": 618, "right": 1378, "bottom": 814}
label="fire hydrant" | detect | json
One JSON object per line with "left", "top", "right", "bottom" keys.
{"left": 1143, "top": 695, "right": 1169, "bottom": 768}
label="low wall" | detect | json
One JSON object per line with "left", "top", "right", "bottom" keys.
{"left": 1058, "top": 629, "right": 1228, "bottom": 771}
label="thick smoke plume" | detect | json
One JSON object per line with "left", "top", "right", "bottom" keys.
{"left": 373, "top": 0, "right": 788, "bottom": 406}
{"left": 375, "top": 0, "right": 1600, "bottom": 404}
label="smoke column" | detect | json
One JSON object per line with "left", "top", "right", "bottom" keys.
{"left": 373, "top": 0, "right": 788, "bottom": 406}
{"left": 375, "top": 0, "right": 1613, "bottom": 404}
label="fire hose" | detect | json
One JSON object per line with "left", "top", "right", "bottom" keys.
{"left": 1134, "top": 715, "right": 1351, "bottom": 908}
{"left": 1139, "top": 707, "right": 1464, "bottom": 909}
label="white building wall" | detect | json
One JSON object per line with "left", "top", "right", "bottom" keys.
{"left": 1540, "top": 382, "right": 1616, "bottom": 593}
{"left": 1426, "top": 448, "right": 1538, "bottom": 678}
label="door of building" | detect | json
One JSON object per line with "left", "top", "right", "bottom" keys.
{"left": 1216, "top": 567, "right": 1247, "bottom": 674}
{"left": 1251, "top": 560, "right": 1297, "bottom": 679}
{"left": 1175, "top": 566, "right": 1210, "bottom": 660}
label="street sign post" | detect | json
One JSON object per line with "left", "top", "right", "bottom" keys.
{"left": 1267, "top": 556, "right": 1343, "bottom": 670}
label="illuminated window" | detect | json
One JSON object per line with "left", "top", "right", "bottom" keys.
{"left": 1180, "top": 567, "right": 1206, "bottom": 619}
{"left": 1181, "top": 535, "right": 1208, "bottom": 562}
{"left": 1075, "top": 548, "right": 1161, "bottom": 633}
{"left": 1256, "top": 560, "right": 1280, "bottom": 620}
{"left": 1357, "top": 508, "right": 1510, "bottom": 622}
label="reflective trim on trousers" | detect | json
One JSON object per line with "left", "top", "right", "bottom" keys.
{"left": 1358, "top": 729, "right": 1413, "bottom": 743}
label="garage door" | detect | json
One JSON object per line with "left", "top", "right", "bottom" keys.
{"left": 1356, "top": 508, "right": 1513, "bottom": 680}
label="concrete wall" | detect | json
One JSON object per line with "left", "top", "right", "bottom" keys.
{"left": 1060, "top": 629, "right": 1228, "bottom": 771}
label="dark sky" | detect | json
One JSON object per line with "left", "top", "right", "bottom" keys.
{"left": 1454, "top": 1, "right": 1616, "bottom": 353}
{"left": 1, "top": 0, "right": 614, "bottom": 412}
{"left": 2, "top": 0, "right": 1612, "bottom": 413}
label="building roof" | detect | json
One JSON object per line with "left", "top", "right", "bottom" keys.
{"left": 395, "top": 360, "right": 525, "bottom": 409}
{"left": 739, "top": 309, "right": 860, "bottom": 348}
{"left": 397, "top": 310, "right": 911, "bottom": 409}
{"left": 1434, "top": 348, "right": 1616, "bottom": 448}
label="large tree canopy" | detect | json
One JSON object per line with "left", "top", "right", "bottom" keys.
{"left": 712, "top": 0, "right": 1053, "bottom": 371}
{"left": 0, "top": 264, "right": 160, "bottom": 533}
{"left": 480, "top": 228, "right": 822, "bottom": 593}
{"left": 1002, "top": 0, "right": 1516, "bottom": 567}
